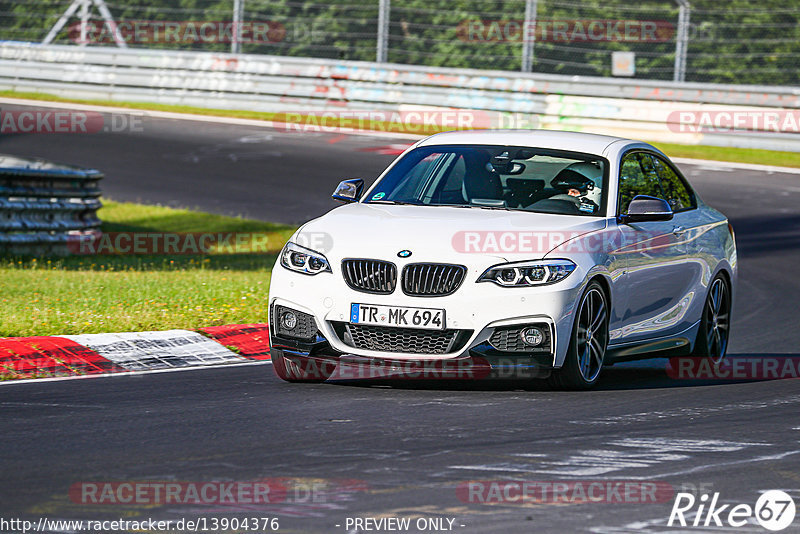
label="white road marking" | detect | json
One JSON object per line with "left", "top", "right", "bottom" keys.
{"left": 612, "top": 438, "right": 765, "bottom": 452}
{"left": 629, "top": 449, "right": 800, "bottom": 480}
{"left": 0, "top": 360, "right": 270, "bottom": 386}
{"left": 64, "top": 330, "right": 245, "bottom": 370}
{"left": 693, "top": 165, "right": 734, "bottom": 172}
{"left": 672, "top": 157, "right": 800, "bottom": 175}
{"left": 448, "top": 438, "right": 768, "bottom": 477}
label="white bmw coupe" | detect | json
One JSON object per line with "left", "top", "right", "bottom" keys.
{"left": 268, "top": 130, "right": 736, "bottom": 388}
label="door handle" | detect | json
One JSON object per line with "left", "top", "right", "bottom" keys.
{"left": 672, "top": 225, "right": 685, "bottom": 235}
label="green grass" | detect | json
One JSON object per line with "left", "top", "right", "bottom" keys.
{"left": 3, "top": 89, "right": 800, "bottom": 167}
{"left": 0, "top": 200, "right": 297, "bottom": 337}
{"left": 0, "top": 90, "right": 447, "bottom": 135}
{"left": 651, "top": 142, "right": 800, "bottom": 168}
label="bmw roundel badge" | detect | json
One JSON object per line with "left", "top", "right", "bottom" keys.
{"left": 397, "top": 250, "right": 412, "bottom": 258}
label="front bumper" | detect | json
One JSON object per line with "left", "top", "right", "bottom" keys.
{"left": 268, "top": 259, "right": 588, "bottom": 371}
{"left": 269, "top": 346, "right": 554, "bottom": 381}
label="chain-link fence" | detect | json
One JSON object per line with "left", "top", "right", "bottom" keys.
{"left": 1, "top": 0, "right": 798, "bottom": 86}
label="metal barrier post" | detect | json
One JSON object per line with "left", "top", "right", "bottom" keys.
{"left": 377, "top": 0, "right": 390, "bottom": 63}
{"left": 521, "top": 0, "right": 538, "bottom": 73}
{"left": 232, "top": 0, "right": 244, "bottom": 55}
{"left": 674, "top": 0, "right": 690, "bottom": 82}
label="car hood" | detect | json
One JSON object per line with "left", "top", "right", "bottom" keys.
{"left": 293, "top": 203, "right": 607, "bottom": 263}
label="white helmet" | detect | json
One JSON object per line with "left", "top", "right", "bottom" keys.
{"left": 565, "top": 162, "right": 603, "bottom": 207}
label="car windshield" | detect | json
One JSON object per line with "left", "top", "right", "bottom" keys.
{"left": 364, "top": 145, "right": 608, "bottom": 216}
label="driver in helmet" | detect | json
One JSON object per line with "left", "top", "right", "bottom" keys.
{"left": 548, "top": 168, "right": 599, "bottom": 213}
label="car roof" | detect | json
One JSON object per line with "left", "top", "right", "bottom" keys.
{"left": 416, "top": 129, "right": 633, "bottom": 157}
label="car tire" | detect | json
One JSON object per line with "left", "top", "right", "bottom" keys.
{"left": 272, "top": 350, "right": 333, "bottom": 383}
{"left": 691, "top": 275, "right": 731, "bottom": 364}
{"left": 549, "top": 281, "right": 609, "bottom": 390}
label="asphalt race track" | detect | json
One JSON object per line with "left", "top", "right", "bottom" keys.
{"left": 2, "top": 106, "right": 800, "bottom": 533}
{"left": 0, "top": 104, "right": 402, "bottom": 225}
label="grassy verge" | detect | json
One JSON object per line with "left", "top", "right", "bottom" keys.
{"left": 3, "top": 89, "right": 799, "bottom": 168}
{"left": 0, "top": 200, "right": 296, "bottom": 337}
{"left": 0, "top": 90, "right": 447, "bottom": 136}
{"left": 651, "top": 142, "right": 800, "bottom": 168}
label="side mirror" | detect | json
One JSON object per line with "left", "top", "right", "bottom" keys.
{"left": 332, "top": 178, "right": 364, "bottom": 203}
{"left": 619, "top": 195, "right": 673, "bottom": 223}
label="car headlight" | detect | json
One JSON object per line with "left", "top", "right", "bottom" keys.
{"left": 478, "top": 259, "right": 576, "bottom": 287}
{"left": 280, "top": 242, "right": 332, "bottom": 275}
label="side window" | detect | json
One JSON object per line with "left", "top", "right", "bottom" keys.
{"left": 440, "top": 155, "right": 466, "bottom": 192}
{"left": 430, "top": 154, "right": 467, "bottom": 204}
{"left": 390, "top": 153, "right": 439, "bottom": 199}
{"left": 652, "top": 156, "right": 696, "bottom": 212}
{"left": 618, "top": 153, "right": 664, "bottom": 214}
{"left": 396, "top": 152, "right": 450, "bottom": 200}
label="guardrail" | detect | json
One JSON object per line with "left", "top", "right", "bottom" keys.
{"left": 0, "top": 154, "right": 102, "bottom": 255}
{"left": 0, "top": 42, "right": 799, "bottom": 151}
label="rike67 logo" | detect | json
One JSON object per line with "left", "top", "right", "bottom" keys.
{"left": 669, "top": 490, "right": 796, "bottom": 531}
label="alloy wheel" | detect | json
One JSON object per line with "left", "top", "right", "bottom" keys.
{"left": 704, "top": 278, "right": 730, "bottom": 364}
{"left": 576, "top": 287, "right": 609, "bottom": 383}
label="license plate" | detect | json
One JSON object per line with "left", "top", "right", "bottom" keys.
{"left": 350, "top": 303, "right": 445, "bottom": 330}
